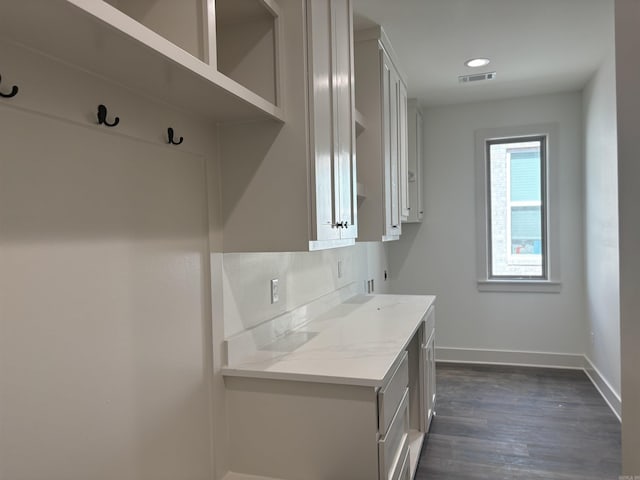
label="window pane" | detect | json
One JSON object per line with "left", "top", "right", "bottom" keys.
{"left": 488, "top": 138, "right": 545, "bottom": 278}
{"left": 511, "top": 206, "right": 542, "bottom": 254}
{"left": 510, "top": 151, "right": 541, "bottom": 202}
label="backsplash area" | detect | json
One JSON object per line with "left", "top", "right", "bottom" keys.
{"left": 223, "top": 242, "right": 389, "bottom": 337}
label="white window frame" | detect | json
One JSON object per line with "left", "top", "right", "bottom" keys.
{"left": 475, "top": 123, "right": 561, "bottom": 293}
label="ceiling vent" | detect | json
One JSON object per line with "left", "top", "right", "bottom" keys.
{"left": 458, "top": 71, "right": 496, "bottom": 83}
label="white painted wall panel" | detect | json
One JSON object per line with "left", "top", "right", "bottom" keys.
{"left": 615, "top": 0, "right": 640, "bottom": 472}
{"left": 0, "top": 109, "right": 212, "bottom": 480}
{"left": 583, "top": 40, "right": 620, "bottom": 398}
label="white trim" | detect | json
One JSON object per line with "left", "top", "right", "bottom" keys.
{"left": 583, "top": 355, "right": 622, "bottom": 421}
{"left": 436, "top": 347, "right": 583, "bottom": 368}
{"left": 475, "top": 123, "right": 561, "bottom": 291}
{"left": 476, "top": 280, "right": 561, "bottom": 293}
{"left": 436, "top": 347, "right": 622, "bottom": 421}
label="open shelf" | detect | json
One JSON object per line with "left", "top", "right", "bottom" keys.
{"left": 216, "top": 0, "right": 281, "bottom": 106}
{"left": 103, "top": 0, "right": 208, "bottom": 62}
{"left": 0, "top": 0, "right": 283, "bottom": 123}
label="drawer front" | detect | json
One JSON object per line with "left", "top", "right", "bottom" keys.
{"left": 378, "top": 388, "right": 409, "bottom": 480}
{"left": 424, "top": 304, "right": 435, "bottom": 338}
{"left": 422, "top": 329, "right": 436, "bottom": 431}
{"left": 378, "top": 351, "right": 409, "bottom": 433}
{"left": 394, "top": 445, "right": 410, "bottom": 480}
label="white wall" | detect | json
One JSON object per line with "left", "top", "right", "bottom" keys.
{"left": 615, "top": 0, "right": 640, "bottom": 473}
{"left": 0, "top": 42, "right": 223, "bottom": 480}
{"left": 583, "top": 41, "right": 621, "bottom": 403}
{"left": 388, "top": 92, "right": 586, "bottom": 360}
{"left": 223, "top": 242, "right": 389, "bottom": 337}
{"left": 0, "top": 38, "right": 392, "bottom": 480}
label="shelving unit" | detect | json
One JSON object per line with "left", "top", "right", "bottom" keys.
{"left": 0, "top": 0, "right": 283, "bottom": 122}
{"left": 103, "top": 0, "right": 208, "bottom": 62}
{"left": 216, "top": 0, "right": 281, "bottom": 106}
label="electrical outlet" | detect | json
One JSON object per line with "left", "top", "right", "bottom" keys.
{"left": 365, "top": 279, "right": 375, "bottom": 294}
{"left": 337, "top": 260, "right": 343, "bottom": 279}
{"left": 270, "top": 278, "right": 279, "bottom": 304}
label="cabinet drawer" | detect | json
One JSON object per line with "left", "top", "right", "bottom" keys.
{"left": 378, "top": 351, "right": 409, "bottom": 433}
{"left": 378, "top": 388, "right": 409, "bottom": 480}
{"left": 394, "top": 444, "right": 411, "bottom": 480}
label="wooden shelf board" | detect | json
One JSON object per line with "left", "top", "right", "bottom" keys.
{"left": 0, "top": 0, "right": 283, "bottom": 123}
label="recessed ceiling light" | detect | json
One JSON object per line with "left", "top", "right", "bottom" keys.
{"left": 465, "top": 58, "right": 491, "bottom": 68}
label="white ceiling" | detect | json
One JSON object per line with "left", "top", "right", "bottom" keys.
{"left": 352, "top": 0, "right": 614, "bottom": 107}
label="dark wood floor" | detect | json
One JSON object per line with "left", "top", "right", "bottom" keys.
{"left": 415, "top": 363, "right": 621, "bottom": 480}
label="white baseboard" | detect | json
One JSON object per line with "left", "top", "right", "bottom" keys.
{"left": 583, "top": 355, "right": 622, "bottom": 421}
{"left": 436, "top": 347, "right": 621, "bottom": 421}
{"left": 436, "top": 347, "right": 584, "bottom": 369}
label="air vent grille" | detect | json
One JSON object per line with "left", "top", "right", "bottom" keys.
{"left": 458, "top": 72, "right": 497, "bottom": 83}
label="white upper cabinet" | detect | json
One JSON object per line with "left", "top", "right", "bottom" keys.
{"left": 219, "top": 0, "right": 357, "bottom": 252}
{"left": 355, "top": 26, "right": 408, "bottom": 242}
{"left": 405, "top": 99, "right": 425, "bottom": 223}
{"left": 0, "top": 0, "right": 283, "bottom": 122}
{"left": 399, "top": 80, "right": 410, "bottom": 221}
{"left": 308, "top": 0, "right": 357, "bottom": 244}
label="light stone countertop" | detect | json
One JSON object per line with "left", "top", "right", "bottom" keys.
{"left": 222, "top": 294, "right": 436, "bottom": 387}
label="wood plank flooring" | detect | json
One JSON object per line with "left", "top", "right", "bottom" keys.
{"left": 415, "top": 363, "right": 621, "bottom": 480}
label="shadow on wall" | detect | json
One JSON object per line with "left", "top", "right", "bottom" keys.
{"left": 387, "top": 223, "right": 423, "bottom": 292}
{"left": 0, "top": 109, "right": 214, "bottom": 479}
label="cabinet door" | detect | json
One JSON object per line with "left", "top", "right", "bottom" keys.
{"left": 415, "top": 107, "right": 424, "bottom": 221}
{"left": 424, "top": 330, "right": 436, "bottom": 430}
{"left": 381, "top": 50, "right": 393, "bottom": 238}
{"left": 307, "top": 0, "right": 356, "bottom": 243}
{"left": 307, "top": 0, "right": 341, "bottom": 242}
{"left": 389, "top": 65, "right": 401, "bottom": 235}
{"left": 406, "top": 102, "right": 424, "bottom": 223}
{"left": 331, "top": 0, "right": 357, "bottom": 240}
{"left": 382, "top": 51, "right": 401, "bottom": 238}
{"left": 399, "top": 80, "right": 410, "bottom": 221}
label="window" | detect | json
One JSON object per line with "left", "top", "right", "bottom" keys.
{"left": 487, "top": 137, "right": 545, "bottom": 278}
{"left": 475, "top": 124, "right": 560, "bottom": 292}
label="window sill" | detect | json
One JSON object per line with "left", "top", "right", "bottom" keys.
{"left": 477, "top": 280, "right": 561, "bottom": 293}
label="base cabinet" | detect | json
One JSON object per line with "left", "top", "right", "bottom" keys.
{"left": 422, "top": 305, "right": 436, "bottom": 431}
{"left": 224, "top": 308, "right": 437, "bottom": 480}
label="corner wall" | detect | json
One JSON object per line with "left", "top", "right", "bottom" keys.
{"left": 583, "top": 38, "right": 621, "bottom": 413}
{"left": 388, "top": 92, "right": 586, "bottom": 362}
{"left": 615, "top": 0, "right": 640, "bottom": 473}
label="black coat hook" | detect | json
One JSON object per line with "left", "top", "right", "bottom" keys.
{"left": 97, "top": 104, "right": 120, "bottom": 127}
{"left": 0, "top": 74, "right": 19, "bottom": 98}
{"left": 167, "top": 127, "right": 183, "bottom": 145}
